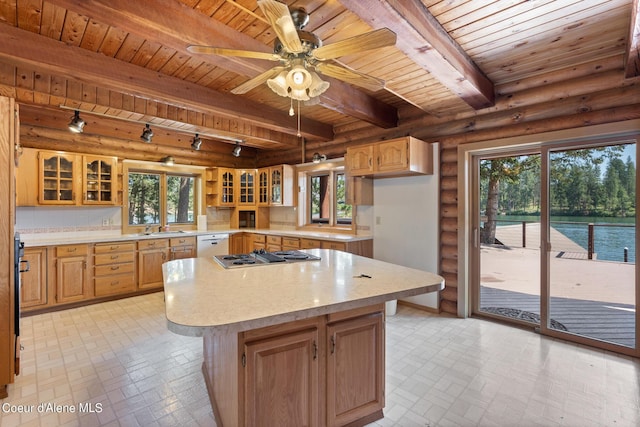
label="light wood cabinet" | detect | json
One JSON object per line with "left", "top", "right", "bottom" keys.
{"left": 230, "top": 233, "right": 245, "bottom": 254}
{"left": 207, "top": 167, "right": 236, "bottom": 207}
{"left": 237, "top": 169, "right": 256, "bottom": 206}
{"left": 20, "top": 247, "right": 48, "bottom": 311}
{"left": 345, "top": 176, "right": 373, "bottom": 206}
{"left": 203, "top": 304, "right": 384, "bottom": 426}
{"left": 321, "top": 241, "right": 347, "bottom": 252}
{"left": 300, "top": 238, "right": 322, "bottom": 249}
{"left": 266, "top": 235, "right": 282, "bottom": 252}
{"left": 55, "top": 244, "right": 90, "bottom": 304}
{"left": 94, "top": 242, "right": 135, "bottom": 297}
{"left": 326, "top": 311, "right": 384, "bottom": 426}
{"left": 243, "top": 326, "right": 320, "bottom": 427}
{"left": 170, "top": 236, "right": 196, "bottom": 260}
{"left": 270, "top": 165, "right": 295, "bottom": 206}
{"left": 83, "top": 155, "right": 117, "bottom": 205}
{"left": 137, "top": 239, "right": 170, "bottom": 289}
{"left": 346, "top": 136, "right": 432, "bottom": 178}
{"left": 249, "top": 233, "right": 266, "bottom": 252}
{"left": 257, "top": 168, "right": 270, "bottom": 206}
{"left": 282, "top": 237, "right": 300, "bottom": 251}
{"left": 39, "top": 151, "right": 79, "bottom": 205}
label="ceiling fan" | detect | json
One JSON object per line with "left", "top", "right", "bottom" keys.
{"left": 187, "top": 0, "right": 397, "bottom": 101}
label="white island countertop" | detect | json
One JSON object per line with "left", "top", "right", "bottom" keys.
{"left": 163, "top": 249, "right": 444, "bottom": 337}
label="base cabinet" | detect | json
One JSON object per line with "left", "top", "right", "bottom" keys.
{"left": 203, "top": 304, "right": 384, "bottom": 427}
{"left": 55, "top": 244, "right": 90, "bottom": 304}
{"left": 137, "top": 239, "right": 169, "bottom": 289}
{"left": 20, "top": 247, "right": 48, "bottom": 310}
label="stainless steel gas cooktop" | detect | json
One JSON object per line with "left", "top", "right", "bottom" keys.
{"left": 214, "top": 249, "right": 321, "bottom": 269}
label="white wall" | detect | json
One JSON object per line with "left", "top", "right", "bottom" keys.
{"left": 373, "top": 144, "right": 440, "bottom": 309}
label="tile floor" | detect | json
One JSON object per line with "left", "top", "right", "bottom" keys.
{"left": 1, "top": 293, "right": 639, "bottom": 427}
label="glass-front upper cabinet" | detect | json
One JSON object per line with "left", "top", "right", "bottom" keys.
{"left": 271, "top": 167, "right": 283, "bottom": 205}
{"left": 38, "top": 151, "right": 77, "bottom": 205}
{"left": 83, "top": 156, "right": 117, "bottom": 205}
{"left": 237, "top": 169, "right": 256, "bottom": 206}
{"left": 220, "top": 168, "right": 235, "bottom": 206}
{"left": 257, "top": 168, "right": 269, "bottom": 206}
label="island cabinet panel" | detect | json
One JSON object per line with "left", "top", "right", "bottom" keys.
{"left": 243, "top": 327, "right": 320, "bottom": 427}
{"left": 55, "top": 244, "right": 91, "bottom": 304}
{"left": 137, "top": 239, "right": 169, "bottom": 289}
{"left": 203, "top": 305, "right": 384, "bottom": 427}
{"left": 326, "top": 312, "right": 384, "bottom": 426}
{"left": 94, "top": 242, "right": 136, "bottom": 297}
{"left": 20, "top": 247, "right": 48, "bottom": 311}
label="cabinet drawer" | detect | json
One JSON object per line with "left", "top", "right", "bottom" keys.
{"left": 170, "top": 236, "right": 196, "bottom": 247}
{"left": 95, "top": 273, "right": 136, "bottom": 296}
{"left": 300, "top": 238, "right": 321, "bottom": 249}
{"left": 94, "top": 252, "right": 135, "bottom": 266}
{"left": 56, "top": 244, "right": 88, "bottom": 257}
{"left": 281, "top": 237, "right": 300, "bottom": 248}
{"left": 95, "top": 262, "right": 134, "bottom": 277}
{"left": 138, "top": 239, "right": 169, "bottom": 250}
{"left": 252, "top": 234, "right": 266, "bottom": 244}
{"left": 321, "top": 241, "right": 347, "bottom": 251}
{"left": 94, "top": 242, "right": 135, "bottom": 254}
{"left": 266, "top": 235, "right": 282, "bottom": 245}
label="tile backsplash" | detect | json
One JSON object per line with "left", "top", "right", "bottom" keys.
{"left": 16, "top": 206, "right": 122, "bottom": 234}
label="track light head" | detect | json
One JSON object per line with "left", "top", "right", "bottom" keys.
{"left": 68, "top": 110, "right": 86, "bottom": 133}
{"left": 162, "top": 156, "right": 175, "bottom": 166}
{"left": 312, "top": 152, "right": 327, "bottom": 163}
{"left": 191, "top": 133, "right": 202, "bottom": 151}
{"left": 140, "top": 124, "right": 154, "bottom": 143}
{"left": 232, "top": 142, "right": 242, "bottom": 157}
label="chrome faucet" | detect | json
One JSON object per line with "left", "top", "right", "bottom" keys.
{"left": 144, "top": 225, "right": 152, "bottom": 235}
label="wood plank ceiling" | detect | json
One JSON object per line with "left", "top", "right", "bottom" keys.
{"left": 0, "top": 0, "right": 636, "bottom": 165}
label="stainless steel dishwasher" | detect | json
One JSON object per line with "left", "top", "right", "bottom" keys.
{"left": 196, "top": 233, "right": 230, "bottom": 257}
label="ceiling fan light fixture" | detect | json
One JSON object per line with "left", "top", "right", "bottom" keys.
{"left": 286, "top": 62, "right": 312, "bottom": 90}
{"left": 140, "top": 124, "right": 154, "bottom": 143}
{"left": 191, "top": 133, "right": 202, "bottom": 150}
{"left": 267, "top": 70, "right": 289, "bottom": 97}
{"left": 68, "top": 110, "right": 86, "bottom": 133}
{"left": 289, "top": 88, "right": 310, "bottom": 101}
{"left": 308, "top": 71, "right": 330, "bottom": 98}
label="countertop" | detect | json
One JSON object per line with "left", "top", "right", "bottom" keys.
{"left": 20, "top": 228, "right": 373, "bottom": 247}
{"left": 163, "top": 249, "right": 444, "bottom": 337}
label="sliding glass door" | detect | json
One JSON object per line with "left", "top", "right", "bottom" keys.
{"left": 473, "top": 140, "right": 637, "bottom": 353}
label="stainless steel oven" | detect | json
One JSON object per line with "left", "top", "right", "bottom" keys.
{"left": 14, "top": 232, "right": 27, "bottom": 375}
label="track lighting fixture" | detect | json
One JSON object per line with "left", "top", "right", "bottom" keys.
{"left": 232, "top": 142, "right": 242, "bottom": 157}
{"left": 140, "top": 124, "right": 154, "bottom": 143}
{"left": 68, "top": 110, "right": 86, "bottom": 133}
{"left": 191, "top": 133, "right": 202, "bottom": 151}
{"left": 312, "top": 152, "right": 327, "bottom": 163}
{"left": 162, "top": 156, "right": 175, "bottom": 166}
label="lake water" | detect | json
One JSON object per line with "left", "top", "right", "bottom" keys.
{"left": 496, "top": 215, "right": 635, "bottom": 263}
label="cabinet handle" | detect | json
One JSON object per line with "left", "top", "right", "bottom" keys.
{"left": 313, "top": 341, "right": 317, "bottom": 360}
{"left": 111, "top": 281, "right": 119, "bottom": 286}
{"left": 111, "top": 255, "right": 119, "bottom": 260}
{"left": 162, "top": 253, "right": 167, "bottom": 261}
{"left": 330, "top": 335, "right": 335, "bottom": 354}
{"left": 110, "top": 266, "right": 120, "bottom": 271}
{"left": 241, "top": 352, "right": 246, "bottom": 367}
{"left": 68, "top": 247, "right": 77, "bottom": 252}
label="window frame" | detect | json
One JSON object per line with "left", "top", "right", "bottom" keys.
{"left": 297, "top": 159, "right": 355, "bottom": 232}
{"left": 122, "top": 160, "right": 204, "bottom": 234}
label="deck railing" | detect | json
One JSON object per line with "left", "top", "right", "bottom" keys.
{"left": 486, "top": 219, "right": 635, "bottom": 262}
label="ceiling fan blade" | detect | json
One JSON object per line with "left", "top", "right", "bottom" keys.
{"left": 187, "top": 45, "right": 279, "bottom": 61}
{"left": 315, "top": 62, "right": 385, "bottom": 92}
{"left": 257, "top": 0, "right": 303, "bottom": 54}
{"left": 231, "top": 66, "right": 287, "bottom": 94}
{"left": 312, "top": 28, "right": 397, "bottom": 61}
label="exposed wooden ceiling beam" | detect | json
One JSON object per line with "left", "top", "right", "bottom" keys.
{"left": 46, "top": 0, "right": 398, "bottom": 129}
{"left": 339, "top": 0, "right": 495, "bottom": 110}
{"left": 0, "top": 23, "right": 334, "bottom": 141}
{"left": 626, "top": 0, "right": 640, "bottom": 78}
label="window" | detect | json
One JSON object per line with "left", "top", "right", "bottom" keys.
{"left": 124, "top": 163, "right": 201, "bottom": 233}
{"left": 307, "top": 169, "right": 352, "bottom": 227}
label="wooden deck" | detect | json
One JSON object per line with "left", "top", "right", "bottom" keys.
{"left": 480, "top": 286, "right": 636, "bottom": 348}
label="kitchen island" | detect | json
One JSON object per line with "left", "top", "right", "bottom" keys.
{"left": 163, "top": 249, "right": 444, "bottom": 427}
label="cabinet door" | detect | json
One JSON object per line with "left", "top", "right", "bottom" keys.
{"left": 375, "top": 139, "right": 408, "bottom": 173}
{"left": 83, "top": 155, "right": 116, "bottom": 205}
{"left": 345, "top": 145, "right": 374, "bottom": 176}
{"left": 138, "top": 248, "right": 169, "bottom": 289}
{"left": 257, "top": 168, "right": 270, "bottom": 206}
{"left": 238, "top": 170, "right": 256, "bottom": 206}
{"left": 326, "top": 313, "right": 384, "bottom": 426}
{"left": 220, "top": 169, "right": 235, "bottom": 206}
{"left": 244, "top": 328, "right": 319, "bottom": 427}
{"left": 56, "top": 255, "right": 89, "bottom": 304}
{"left": 39, "top": 152, "right": 78, "bottom": 204}
{"left": 20, "top": 247, "right": 47, "bottom": 310}
{"left": 270, "top": 167, "right": 283, "bottom": 205}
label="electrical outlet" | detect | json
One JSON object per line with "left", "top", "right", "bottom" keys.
{"left": 376, "top": 216, "right": 381, "bottom": 225}
{"left": 102, "top": 218, "right": 109, "bottom": 226}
